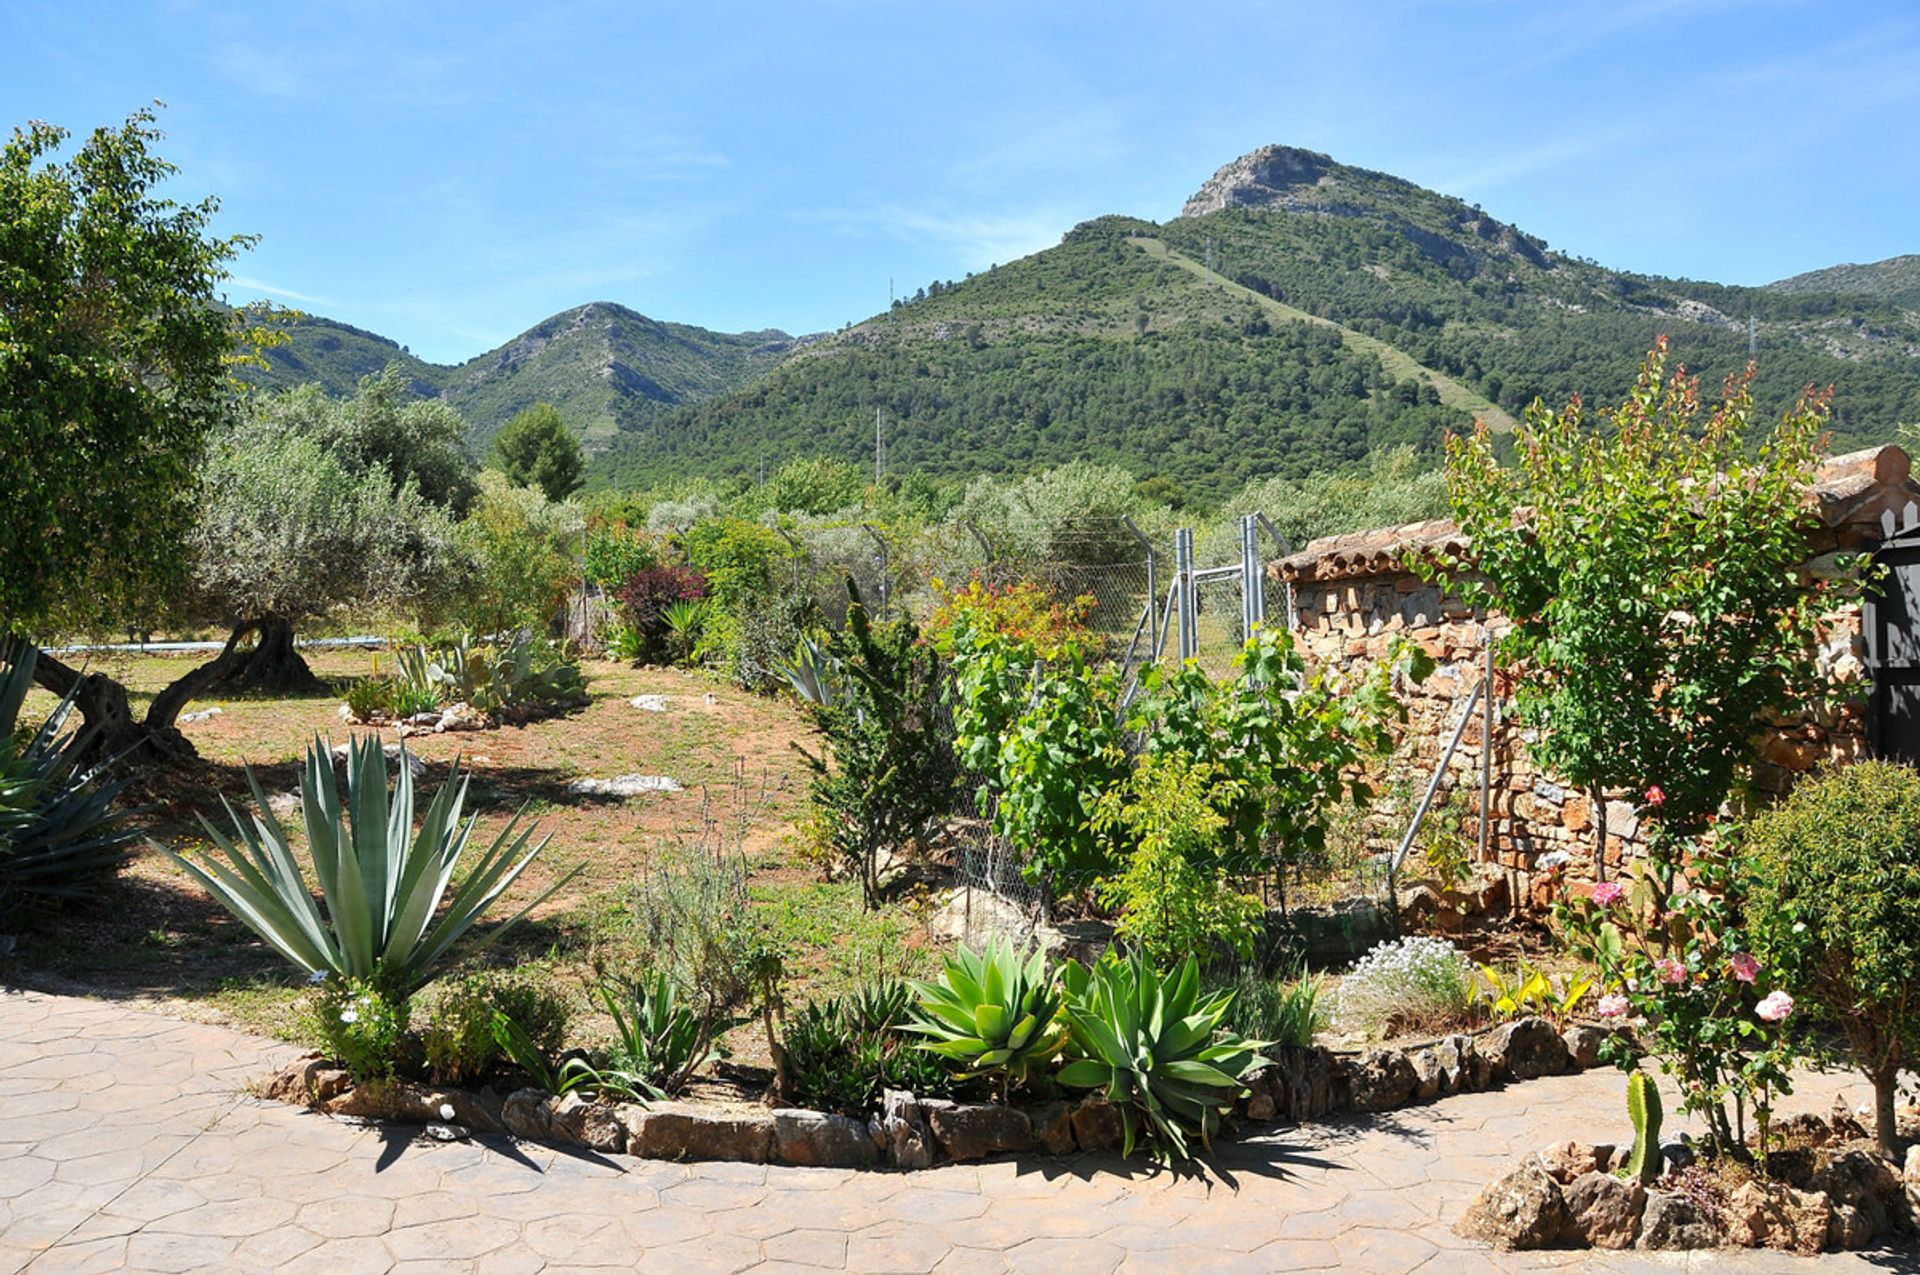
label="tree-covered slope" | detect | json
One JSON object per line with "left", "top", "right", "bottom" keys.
{"left": 245, "top": 303, "right": 797, "bottom": 453}
{"left": 1768, "top": 255, "right": 1920, "bottom": 312}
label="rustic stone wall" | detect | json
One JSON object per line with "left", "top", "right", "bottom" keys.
{"left": 1272, "top": 445, "right": 1912, "bottom": 909}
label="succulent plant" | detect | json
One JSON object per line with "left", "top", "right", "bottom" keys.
{"left": 904, "top": 938, "right": 1068, "bottom": 1099}
{"left": 1624, "top": 1069, "right": 1664, "bottom": 1185}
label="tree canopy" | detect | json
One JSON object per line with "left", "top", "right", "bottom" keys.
{"left": 0, "top": 107, "right": 257, "bottom": 634}
{"left": 493, "top": 403, "right": 584, "bottom": 502}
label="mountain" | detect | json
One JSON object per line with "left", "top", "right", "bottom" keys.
{"left": 246, "top": 303, "right": 800, "bottom": 452}
{"left": 592, "top": 144, "right": 1920, "bottom": 500}
{"left": 1769, "top": 255, "right": 1920, "bottom": 312}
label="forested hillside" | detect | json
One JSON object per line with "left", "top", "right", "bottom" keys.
{"left": 593, "top": 146, "right": 1920, "bottom": 498}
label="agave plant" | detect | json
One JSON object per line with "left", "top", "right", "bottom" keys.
{"left": 166, "top": 735, "right": 575, "bottom": 996}
{"left": 774, "top": 632, "right": 840, "bottom": 709}
{"left": 0, "top": 642, "right": 140, "bottom": 919}
{"left": 904, "top": 938, "right": 1068, "bottom": 1100}
{"left": 1057, "top": 949, "right": 1270, "bottom": 1161}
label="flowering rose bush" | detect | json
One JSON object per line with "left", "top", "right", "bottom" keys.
{"left": 1553, "top": 831, "right": 1793, "bottom": 1155}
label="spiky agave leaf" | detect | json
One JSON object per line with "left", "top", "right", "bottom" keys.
{"left": 165, "top": 735, "right": 578, "bottom": 994}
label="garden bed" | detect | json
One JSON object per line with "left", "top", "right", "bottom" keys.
{"left": 258, "top": 1014, "right": 1622, "bottom": 1171}
{"left": 341, "top": 694, "right": 588, "bottom": 736}
{"left": 1458, "top": 1108, "right": 1920, "bottom": 1254}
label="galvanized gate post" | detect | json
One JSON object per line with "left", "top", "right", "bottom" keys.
{"left": 1175, "top": 528, "right": 1197, "bottom": 662}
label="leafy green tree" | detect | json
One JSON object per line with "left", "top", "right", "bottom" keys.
{"left": 1742, "top": 761, "right": 1920, "bottom": 1158}
{"left": 259, "top": 366, "right": 475, "bottom": 512}
{"left": 1428, "top": 341, "right": 1843, "bottom": 862}
{"left": 492, "top": 403, "right": 583, "bottom": 502}
{"left": 0, "top": 107, "right": 265, "bottom": 758}
{"left": 458, "top": 470, "right": 584, "bottom": 635}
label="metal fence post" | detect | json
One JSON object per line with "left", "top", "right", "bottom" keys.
{"left": 860, "top": 523, "right": 890, "bottom": 619}
{"left": 1123, "top": 516, "right": 1159, "bottom": 658}
{"left": 1175, "top": 528, "right": 1197, "bottom": 662}
{"left": 1252, "top": 513, "right": 1296, "bottom": 632}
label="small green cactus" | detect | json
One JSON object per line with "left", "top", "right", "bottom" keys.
{"left": 1624, "top": 1070, "right": 1663, "bottom": 1185}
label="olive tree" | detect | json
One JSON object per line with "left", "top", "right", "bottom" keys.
{"left": 1742, "top": 761, "right": 1920, "bottom": 1159}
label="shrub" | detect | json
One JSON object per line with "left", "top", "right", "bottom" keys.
{"left": 1333, "top": 936, "right": 1475, "bottom": 1040}
{"left": 782, "top": 979, "right": 953, "bottom": 1116}
{"left": 311, "top": 973, "right": 411, "bottom": 1084}
{"left": 1057, "top": 950, "right": 1269, "bottom": 1161}
{"left": 615, "top": 565, "right": 709, "bottom": 665}
{"left": 793, "top": 584, "right": 953, "bottom": 907}
{"left": 1216, "top": 965, "right": 1325, "bottom": 1050}
{"left": 583, "top": 525, "right": 660, "bottom": 589}
{"left": 168, "top": 736, "right": 574, "bottom": 997}
{"left": 1743, "top": 761, "right": 1920, "bottom": 1157}
{"left": 0, "top": 642, "right": 139, "bottom": 921}
{"left": 924, "top": 575, "right": 1095, "bottom": 659}
{"left": 595, "top": 972, "right": 729, "bottom": 1098}
{"left": 419, "top": 971, "right": 571, "bottom": 1086}
{"left": 731, "top": 595, "right": 818, "bottom": 695}
{"left": 458, "top": 469, "right": 584, "bottom": 636}
{"left": 1091, "top": 754, "right": 1264, "bottom": 964}
{"left": 342, "top": 675, "right": 397, "bottom": 722}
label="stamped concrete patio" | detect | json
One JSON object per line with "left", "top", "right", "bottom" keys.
{"left": 1, "top": 988, "right": 1914, "bottom": 1274}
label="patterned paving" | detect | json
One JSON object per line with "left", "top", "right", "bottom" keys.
{"left": 0, "top": 987, "right": 1911, "bottom": 1273}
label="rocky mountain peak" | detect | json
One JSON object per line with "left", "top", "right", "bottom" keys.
{"left": 1181, "top": 145, "right": 1349, "bottom": 218}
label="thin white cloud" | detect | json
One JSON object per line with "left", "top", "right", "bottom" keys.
{"left": 804, "top": 204, "right": 1073, "bottom": 270}
{"left": 224, "top": 275, "right": 338, "bottom": 307}
{"left": 1432, "top": 129, "right": 1628, "bottom": 198}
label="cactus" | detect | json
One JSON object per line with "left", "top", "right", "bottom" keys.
{"left": 1624, "top": 1070, "right": 1664, "bottom": 1185}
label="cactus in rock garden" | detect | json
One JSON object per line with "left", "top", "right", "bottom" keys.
{"left": 1624, "top": 1070, "right": 1663, "bottom": 1185}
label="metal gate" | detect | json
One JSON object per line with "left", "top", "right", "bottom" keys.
{"left": 1866, "top": 503, "right": 1920, "bottom": 764}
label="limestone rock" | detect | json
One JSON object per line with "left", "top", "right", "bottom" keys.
{"left": 1811, "top": 1149, "right": 1907, "bottom": 1243}
{"left": 1539, "top": 1141, "right": 1598, "bottom": 1184}
{"left": 566, "top": 773, "right": 682, "bottom": 799}
{"left": 1070, "top": 1097, "right": 1126, "bottom": 1153}
{"left": 1455, "top": 1156, "right": 1569, "bottom": 1250}
{"left": 879, "top": 1090, "right": 934, "bottom": 1169}
{"left": 502, "top": 1087, "right": 556, "bottom": 1142}
{"left": 1347, "top": 1048, "right": 1417, "bottom": 1113}
{"left": 770, "top": 1109, "right": 878, "bottom": 1167}
{"left": 1561, "top": 1024, "right": 1608, "bottom": 1070}
{"left": 1434, "top": 1034, "right": 1491, "bottom": 1093}
{"left": 1725, "top": 1181, "right": 1829, "bottom": 1255}
{"left": 923, "top": 1101, "right": 1032, "bottom": 1162}
{"left": 1483, "top": 1017, "right": 1570, "bottom": 1082}
{"left": 1564, "top": 1170, "right": 1644, "bottom": 1249}
{"left": 548, "top": 1093, "right": 626, "bottom": 1153}
{"left": 1636, "top": 1191, "right": 1721, "bottom": 1249}
{"left": 1028, "top": 1101, "right": 1077, "bottom": 1155}
{"left": 621, "top": 1103, "right": 775, "bottom": 1163}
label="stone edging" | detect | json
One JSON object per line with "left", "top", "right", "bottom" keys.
{"left": 261, "top": 1015, "right": 1614, "bottom": 1169}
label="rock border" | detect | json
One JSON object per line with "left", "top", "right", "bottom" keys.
{"left": 260, "top": 1015, "right": 1620, "bottom": 1171}
{"left": 1457, "top": 1114, "right": 1920, "bottom": 1254}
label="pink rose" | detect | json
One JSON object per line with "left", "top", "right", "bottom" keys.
{"left": 1755, "top": 990, "right": 1795, "bottom": 1023}
{"left": 1591, "top": 881, "right": 1627, "bottom": 907}
{"left": 1597, "top": 993, "right": 1630, "bottom": 1019}
{"left": 1645, "top": 785, "right": 1666, "bottom": 807}
{"left": 1729, "top": 953, "right": 1760, "bottom": 983}
{"left": 1656, "top": 957, "right": 1687, "bottom": 985}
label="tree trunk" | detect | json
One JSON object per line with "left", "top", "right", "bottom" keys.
{"left": 1871, "top": 1064, "right": 1899, "bottom": 1160}
{"left": 211, "top": 615, "right": 322, "bottom": 694}
{"left": 31, "top": 623, "right": 261, "bottom": 767}
{"left": 1590, "top": 783, "right": 1608, "bottom": 883}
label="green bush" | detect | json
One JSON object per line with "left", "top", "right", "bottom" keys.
{"left": 458, "top": 469, "right": 584, "bottom": 636}
{"left": 1215, "top": 964, "right": 1325, "bottom": 1050}
{"left": 792, "top": 584, "right": 953, "bottom": 907}
{"left": 782, "top": 979, "right": 954, "bottom": 1116}
{"left": 1743, "top": 761, "right": 1920, "bottom": 1156}
{"left": 311, "top": 973, "right": 411, "bottom": 1084}
{"left": 595, "top": 972, "right": 729, "bottom": 1098}
{"left": 419, "top": 971, "right": 571, "bottom": 1086}
{"left": 342, "top": 676, "right": 396, "bottom": 722}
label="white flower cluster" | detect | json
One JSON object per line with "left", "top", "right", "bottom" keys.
{"left": 1335, "top": 935, "right": 1475, "bottom": 1039}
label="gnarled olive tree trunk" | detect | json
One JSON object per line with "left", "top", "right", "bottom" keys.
{"left": 209, "top": 615, "right": 322, "bottom": 695}
{"left": 31, "top": 623, "right": 260, "bottom": 765}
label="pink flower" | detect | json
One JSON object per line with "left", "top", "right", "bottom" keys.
{"left": 1656, "top": 957, "right": 1687, "bottom": 985}
{"left": 1729, "top": 953, "right": 1760, "bottom": 983}
{"left": 1591, "top": 881, "right": 1627, "bottom": 907}
{"left": 1597, "top": 993, "right": 1630, "bottom": 1018}
{"left": 1755, "top": 990, "right": 1795, "bottom": 1023}
{"left": 1645, "top": 785, "right": 1666, "bottom": 807}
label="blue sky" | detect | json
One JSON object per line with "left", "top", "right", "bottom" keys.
{"left": 6, "top": 1, "right": 1916, "bottom": 364}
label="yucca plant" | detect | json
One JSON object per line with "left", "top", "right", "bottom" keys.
{"left": 904, "top": 938, "right": 1068, "bottom": 1100}
{"left": 1057, "top": 949, "right": 1270, "bottom": 1161}
{"left": 165, "top": 735, "right": 575, "bottom": 996}
{"left": 598, "top": 971, "right": 730, "bottom": 1098}
{"left": 0, "top": 642, "right": 140, "bottom": 920}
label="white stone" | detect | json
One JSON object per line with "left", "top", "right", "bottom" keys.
{"left": 630, "top": 695, "right": 671, "bottom": 712}
{"left": 565, "top": 774, "right": 682, "bottom": 798}
{"left": 180, "top": 707, "right": 223, "bottom": 724}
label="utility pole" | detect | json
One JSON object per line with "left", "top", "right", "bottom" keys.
{"left": 874, "top": 406, "right": 885, "bottom": 484}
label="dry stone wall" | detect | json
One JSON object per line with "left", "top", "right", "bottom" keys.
{"left": 1271, "top": 445, "right": 1913, "bottom": 909}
